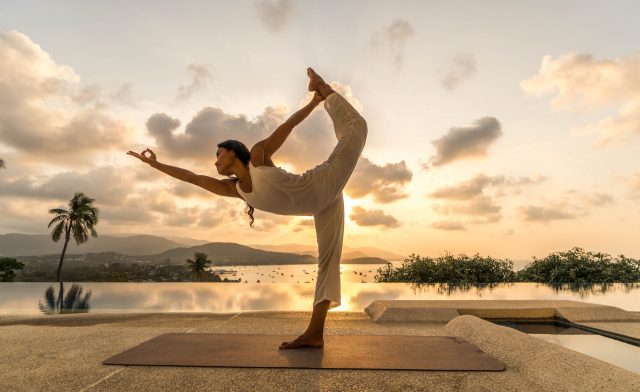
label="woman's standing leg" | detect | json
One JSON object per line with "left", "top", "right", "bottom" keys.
{"left": 312, "top": 194, "right": 344, "bottom": 309}
{"left": 278, "top": 194, "right": 344, "bottom": 349}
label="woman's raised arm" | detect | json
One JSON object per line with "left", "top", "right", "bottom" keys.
{"left": 126, "top": 148, "right": 240, "bottom": 198}
{"left": 260, "top": 91, "right": 324, "bottom": 157}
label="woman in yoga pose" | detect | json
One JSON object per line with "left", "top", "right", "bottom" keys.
{"left": 127, "top": 67, "right": 368, "bottom": 349}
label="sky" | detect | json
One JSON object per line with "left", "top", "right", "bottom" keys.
{"left": 1, "top": 0, "right": 639, "bottom": 260}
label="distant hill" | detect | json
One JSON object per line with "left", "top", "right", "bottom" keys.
{"left": 0, "top": 233, "right": 187, "bottom": 257}
{"left": 0, "top": 233, "right": 391, "bottom": 265}
{"left": 247, "top": 243, "right": 404, "bottom": 261}
{"left": 344, "top": 257, "right": 391, "bottom": 264}
{"left": 149, "top": 243, "right": 389, "bottom": 265}
{"left": 149, "top": 242, "right": 317, "bottom": 265}
{"left": 162, "top": 235, "right": 210, "bottom": 247}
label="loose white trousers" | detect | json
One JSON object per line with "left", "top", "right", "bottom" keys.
{"left": 311, "top": 92, "right": 368, "bottom": 309}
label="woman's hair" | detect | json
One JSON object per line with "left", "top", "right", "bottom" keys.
{"left": 217, "top": 139, "right": 255, "bottom": 228}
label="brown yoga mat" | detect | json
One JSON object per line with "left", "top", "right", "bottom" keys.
{"left": 103, "top": 333, "right": 505, "bottom": 371}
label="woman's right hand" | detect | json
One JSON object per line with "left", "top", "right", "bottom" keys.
{"left": 311, "top": 91, "right": 325, "bottom": 105}
{"left": 126, "top": 148, "right": 157, "bottom": 165}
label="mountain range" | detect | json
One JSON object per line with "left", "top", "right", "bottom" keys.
{"left": 0, "top": 233, "right": 401, "bottom": 263}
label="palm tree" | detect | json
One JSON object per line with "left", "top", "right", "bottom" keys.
{"left": 0, "top": 158, "right": 5, "bottom": 169}
{"left": 186, "top": 251, "right": 213, "bottom": 281}
{"left": 47, "top": 192, "right": 99, "bottom": 282}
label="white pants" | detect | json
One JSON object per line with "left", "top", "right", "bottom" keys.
{"left": 310, "top": 92, "right": 368, "bottom": 309}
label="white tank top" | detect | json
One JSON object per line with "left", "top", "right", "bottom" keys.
{"left": 235, "top": 161, "right": 322, "bottom": 216}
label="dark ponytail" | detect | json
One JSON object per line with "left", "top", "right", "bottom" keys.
{"left": 217, "top": 139, "right": 255, "bottom": 227}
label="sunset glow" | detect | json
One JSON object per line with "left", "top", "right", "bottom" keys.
{"left": 1, "top": 1, "right": 639, "bottom": 260}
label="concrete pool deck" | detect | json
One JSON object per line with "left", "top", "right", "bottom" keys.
{"left": 0, "top": 300, "right": 638, "bottom": 391}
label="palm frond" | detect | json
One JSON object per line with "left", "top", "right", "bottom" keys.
{"left": 50, "top": 222, "right": 66, "bottom": 242}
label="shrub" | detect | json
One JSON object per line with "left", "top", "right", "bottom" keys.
{"left": 375, "top": 252, "right": 516, "bottom": 283}
{"left": 516, "top": 247, "right": 640, "bottom": 283}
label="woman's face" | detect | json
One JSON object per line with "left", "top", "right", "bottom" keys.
{"left": 214, "top": 147, "right": 235, "bottom": 175}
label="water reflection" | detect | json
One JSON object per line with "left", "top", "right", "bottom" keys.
{"left": 38, "top": 282, "right": 92, "bottom": 315}
{"left": 409, "top": 282, "right": 508, "bottom": 296}
{"left": 0, "top": 280, "right": 639, "bottom": 316}
{"left": 545, "top": 282, "right": 640, "bottom": 297}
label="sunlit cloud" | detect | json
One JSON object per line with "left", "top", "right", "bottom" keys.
{"left": 0, "top": 166, "right": 132, "bottom": 205}
{"left": 428, "top": 173, "right": 545, "bottom": 200}
{"left": 349, "top": 206, "right": 400, "bottom": 228}
{"left": 0, "top": 30, "right": 135, "bottom": 167}
{"left": 562, "top": 189, "right": 614, "bottom": 207}
{"left": 521, "top": 51, "right": 640, "bottom": 146}
{"left": 428, "top": 173, "right": 546, "bottom": 225}
{"left": 292, "top": 217, "right": 314, "bottom": 232}
{"left": 425, "top": 116, "right": 502, "bottom": 168}
{"left": 517, "top": 204, "right": 579, "bottom": 223}
{"left": 346, "top": 157, "right": 412, "bottom": 203}
{"left": 432, "top": 195, "right": 502, "bottom": 223}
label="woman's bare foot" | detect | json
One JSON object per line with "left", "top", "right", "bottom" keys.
{"left": 279, "top": 333, "right": 324, "bottom": 349}
{"left": 307, "top": 67, "right": 336, "bottom": 101}
{"left": 307, "top": 67, "right": 325, "bottom": 92}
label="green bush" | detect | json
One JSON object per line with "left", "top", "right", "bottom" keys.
{"left": 375, "top": 252, "right": 516, "bottom": 283}
{"left": 0, "top": 257, "right": 25, "bottom": 282}
{"left": 516, "top": 247, "right": 640, "bottom": 283}
{"left": 375, "top": 247, "right": 640, "bottom": 284}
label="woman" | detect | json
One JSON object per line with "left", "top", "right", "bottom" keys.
{"left": 127, "top": 67, "right": 368, "bottom": 349}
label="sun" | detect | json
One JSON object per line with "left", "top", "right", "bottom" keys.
{"left": 343, "top": 194, "right": 357, "bottom": 224}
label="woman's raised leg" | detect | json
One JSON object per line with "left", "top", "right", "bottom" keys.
{"left": 311, "top": 91, "right": 368, "bottom": 210}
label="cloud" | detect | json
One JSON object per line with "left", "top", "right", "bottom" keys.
{"left": 349, "top": 206, "right": 400, "bottom": 228}
{"left": 177, "top": 63, "right": 214, "bottom": 101}
{"left": 562, "top": 189, "right": 614, "bottom": 207}
{"left": 248, "top": 209, "right": 294, "bottom": 231}
{"left": 198, "top": 199, "right": 243, "bottom": 228}
{"left": 431, "top": 220, "right": 466, "bottom": 231}
{"left": 0, "top": 166, "right": 132, "bottom": 205}
{"left": 292, "top": 217, "right": 314, "bottom": 232}
{"left": 100, "top": 205, "right": 156, "bottom": 224}
{"left": 439, "top": 53, "right": 477, "bottom": 90}
{"left": 428, "top": 173, "right": 545, "bottom": 200}
{"left": 521, "top": 51, "right": 640, "bottom": 146}
{"left": 517, "top": 205, "right": 579, "bottom": 223}
{"left": 427, "top": 173, "right": 545, "bottom": 225}
{"left": 426, "top": 117, "right": 502, "bottom": 168}
{"left": 346, "top": 157, "right": 413, "bottom": 203}
{"left": 0, "top": 30, "right": 135, "bottom": 166}
{"left": 432, "top": 195, "right": 502, "bottom": 223}
{"left": 370, "top": 19, "right": 415, "bottom": 72}
{"left": 253, "top": 0, "right": 294, "bottom": 32}
{"left": 617, "top": 171, "right": 640, "bottom": 200}
{"left": 111, "top": 82, "right": 137, "bottom": 107}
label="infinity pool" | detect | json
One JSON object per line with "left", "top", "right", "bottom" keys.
{"left": 493, "top": 320, "right": 640, "bottom": 375}
{"left": 1, "top": 272, "right": 638, "bottom": 315}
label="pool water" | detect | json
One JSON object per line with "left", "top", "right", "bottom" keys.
{"left": 492, "top": 320, "right": 640, "bottom": 375}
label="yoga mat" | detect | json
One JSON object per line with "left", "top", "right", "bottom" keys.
{"left": 103, "top": 333, "right": 505, "bottom": 371}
